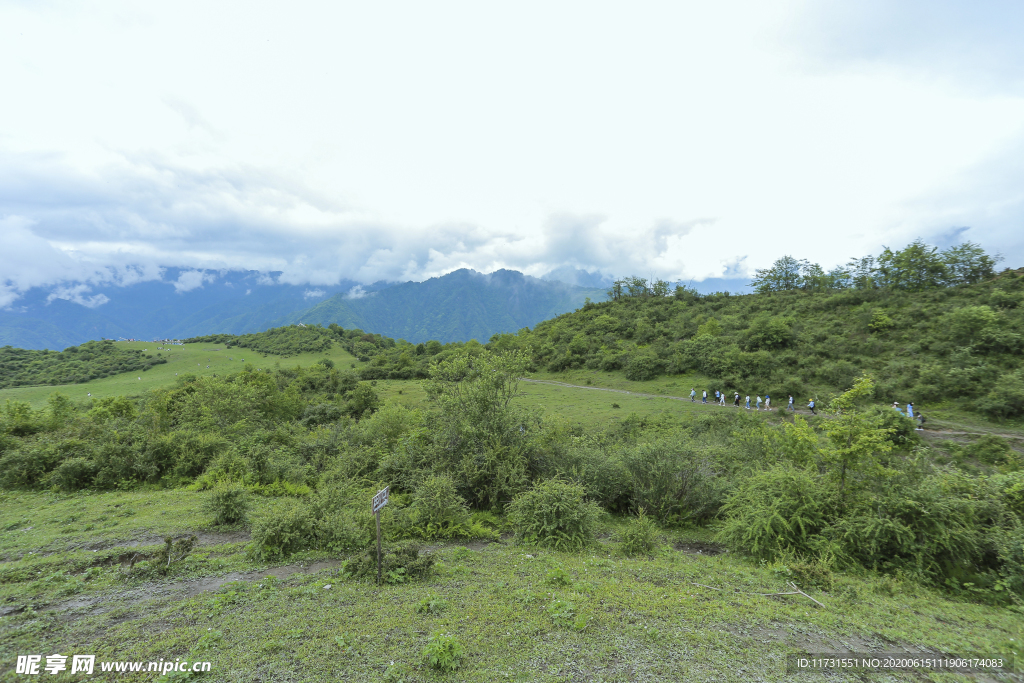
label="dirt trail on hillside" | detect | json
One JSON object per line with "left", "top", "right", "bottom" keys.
{"left": 523, "top": 379, "right": 1024, "bottom": 442}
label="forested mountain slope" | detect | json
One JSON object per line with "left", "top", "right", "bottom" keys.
{"left": 276, "top": 268, "right": 607, "bottom": 343}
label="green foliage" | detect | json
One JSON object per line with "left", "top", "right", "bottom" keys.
{"left": 742, "top": 315, "right": 792, "bottom": 351}
{"left": 402, "top": 475, "right": 477, "bottom": 540}
{"left": 623, "top": 354, "right": 660, "bottom": 381}
{"left": 186, "top": 325, "right": 334, "bottom": 357}
{"left": 622, "top": 440, "right": 723, "bottom": 524}
{"left": 206, "top": 484, "right": 250, "bottom": 525}
{"left": 344, "top": 541, "right": 434, "bottom": 583}
{"left": 978, "top": 371, "right": 1024, "bottom": 421}
{"left": 414, "top": 593, "right": 448, "bottom": 614}
{"left": 249, "top": 503, "right": 315, "bottom": 560}
{"left": 620, "top": 508, "right": 659, "bottom": 556}
{"left": 421, "top": 631, "right": 465, "bottom": 673}
{"left": 427, "top": 350, "right": 532, "bottom": 509}
{"left": 544, "top": 565, "right": 574, "bottom": 587}
{"left": 45, "top": 457, "right": 97, "bottom": 491}
{"left": 0, "top": 340, "right": 167, "bottom": 389}
{"left": 716, "top": 464, "right": 833, "bottom": 561}
{"left": 344, "top": 382, "right": 380, "bottom": 419}
{"left": 507, "top": 479, "right": 601, "bottom": 551}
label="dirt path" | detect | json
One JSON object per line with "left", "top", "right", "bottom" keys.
{"left": 50, "top": 559, "right": 345, "bottom": 619}
{"left": 523, "top": 379, "right": 1024, "bottom": 442}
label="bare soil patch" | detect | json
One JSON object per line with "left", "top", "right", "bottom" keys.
{"left": 53, "top": 558, "right": 344, "bottom": 618}
{"left": 674, "top": 540, "right": 726, "bottom": 556}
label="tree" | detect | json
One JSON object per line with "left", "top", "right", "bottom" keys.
{"left": 822, "top": 375, "right": 895, "bottom": 509}
{"left": 876, "top": 239, "right": 947, "bottom": 291}
{"left": 846, "top": 255, "right": 877, "bottom": 290}
{"left": 942, "top": 242, "right": 1000, "bottom": 286}
{"left": 750, "top": 256, "right": 802, "bottom": 293}
{"left": 426, "top": 350, "right": 533, "bottom": 509}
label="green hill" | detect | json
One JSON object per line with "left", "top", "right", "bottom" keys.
{"left": 493, "top": 246, "right": 1023, "bottom": 423}
{"left": 0, "top": 340, "right": 167, "bottom": 389}
{"left": 278, "top": 268, "right": 607, "bottom": 343}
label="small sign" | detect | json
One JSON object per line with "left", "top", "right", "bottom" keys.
{"left": 372, "top": 486, "right": 389, "bottom": 514}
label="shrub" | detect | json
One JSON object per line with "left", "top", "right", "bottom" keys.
{"left": 978, "top": 371, "right": 1024, "bottom": 421}
{"left": 421, "top": 631, "right": 464, "bottom": 673}
{"left": 864, "top": 405, "right": 920, "bottom": 448}
{"left": 716, "top": 464, "right": 833, "bottom": 561}
{"left": 621, "top": 508, "right": 659, "bottom": 557}
{"left": 414, "top": 593, "right": 448, "bottom": 614}
{"left": 506, "top": 479, "right": 601, "bottom": 551}
{"left": 544, "top": 566, "right": 573, "bottom": 587}
{"left": 0, "top": 448, "right": 52, "bottom": 488}
{"left": 46, "top": 457, "right": 97, "bottom": 491}
{"left": 301, "top": 403, "right": 342, "bottom": 428}
{"left": 960, "top": 434, "right": 1017, "bottom": 466}
{"left": 344, "top": 541, "right": 434, "bottom": 584}
{"left": 624, "top": 354, "right": 660, "bottom": 381}
{"left": 249, "top": 503, "right": 315, "bottom": 560}
{"left": 207, "top": 484, "right": 249, "bottom": 525}
{"left": 315, "top": 508, "right": 374, "bottom": 552}
{"left": 408, "top": 475, "right": 470, "bottom": 537}
{"left": 623, "top": 441, "right": 724, "bottom": 524}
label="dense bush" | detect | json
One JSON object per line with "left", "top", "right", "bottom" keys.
{"left": 620, "top": 508, "right": 659, "bottom": 556}
{"left": 402, "top": 475, "right": 473, "bottom": 539}
{"left": 716, "top": 464, "right": 833, "bottom": 561}
{"left": 249, "top": 503, "right": 315, "bottom": 560}
{"left": 344, "top": 541, "right": 434, "bottom": 584}
{"left": 623, "top": 441, "right": 724, "bottom": 524}
{"left": 507, "top": 479, "right": 602, "bottom": 551}
{"left": 207, "top": 484, "right": 250, "bottom": 525}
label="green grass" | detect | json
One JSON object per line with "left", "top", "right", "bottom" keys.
{"left": 0, "top": 341, "right": 366, "bottom": 409}
{"left": 0, "top": 493, "right": 1019, "bottom": 681}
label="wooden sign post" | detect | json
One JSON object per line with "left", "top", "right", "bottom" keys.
{"left": 371, "top": 486, "right": 389, "bottom": 585}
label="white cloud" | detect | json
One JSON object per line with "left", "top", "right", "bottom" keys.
{"left": 303, "top": 288, "right": 326, "bottom": 299}
{"left": 173, "top": 270, "right": 216, "bottom": 293}
{"left": 345, "top": 285, "right": 367, "bottom": 300}
{"left": 46, "top": 284, "right": 110, "bottom": 308}
{"left": 0, "top": 0, "right": 1021, "bottom": 303}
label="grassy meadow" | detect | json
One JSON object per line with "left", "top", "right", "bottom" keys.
{"left": 0, "top": 342, "right": 366, "bottom": 410}
{"left": 1, "top": 490, "right": 1021, "bottom": 682}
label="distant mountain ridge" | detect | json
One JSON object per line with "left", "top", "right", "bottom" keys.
{"left": 0, "top": 268, "right": 608, "bottom": 349}
{"left": 276, "top": 268, "right": 608, "bottom": 343}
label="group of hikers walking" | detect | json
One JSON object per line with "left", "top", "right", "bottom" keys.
{"left": 687, "top": 387, "right": 924, "bottom": 428}
{"left": 690, "top": 388, "right": 788, "bottom": 411}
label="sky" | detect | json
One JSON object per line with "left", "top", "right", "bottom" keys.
{"left": 1, "top": 0, "right": 1023, "bottom": 307}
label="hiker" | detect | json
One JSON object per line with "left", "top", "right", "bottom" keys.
{"left": 734, "top": 393, "right": 740, "bottom": 407}
{"left": 755, "top": 395, "right": 762, "bottom": 410}
{"left": 690, "top": 388, "right": 696, "bottom": 402}
{"left": 702, "top": 390, "right": 707, "bottom": 404}
{"left": 916, "top": 414, "right": 926, "bottom": 431}
{"left": 745, "top": 395, "right": 751, "bottom": 409}
{"left": 906, "top": 402, "right": 914, "bottom": 419}
{"left": 765, "top": 395, "right": 771, "bottom": 411}
{"left": 715, "top": 390, "right": 720, "bottom": 402}
{"left": 892, "top": 401, "right": 902, "bottom": 414}
{"left": 719, "top": 391, "right": 726, "bottom": 406}
{"left": 808, "top": 399, "right": 816, "bottom": 415}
